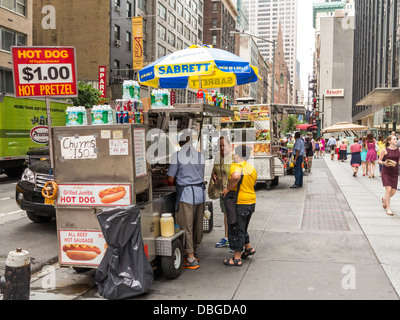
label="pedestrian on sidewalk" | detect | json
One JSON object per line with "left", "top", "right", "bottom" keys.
{"left": 305, "top": 137, "right": 314, "bottom": 173}
{"left": 327, "top": 136, "right": 336, "bottom": 160}
{"left": 378, "top": 135, "right": 400, "bottom": 216}
{"left": 314, "top": 138, "right": 320, "bottom": 159}
{"left": 377, "top": 135, "right": 386, "bottom": 176}
{"left": 209, "top": 136, "right": 233, "bottom": 249}
{"left": 361, "top": 136, "right": 369, "bottom": 176}
{"left": 167, "top": 131, "right": 206, "bottom": 270}
{"left": 290, "top": 132, "right": 305, "bottom": 189}
{"left": 221, "top": 145, "right": 257, "bottom": 267}
{"left": 335, "top": 138, "right": 341, "bottom": 160}
{"left": 366, "top": 133, "right": 378, "bottom": 178}
{"left": 320, "top": 137, "right": 326, "bottom": 157}
{"left": 339, "top": 140, "right": 348, "bottom": 162}
{"left": 350, "top": 138, "right": 362, "bottom": 177}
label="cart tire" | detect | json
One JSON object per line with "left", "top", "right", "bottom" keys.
{"left": 266, "top": 182, "right": 272, "bottom": 190}
{"left": 161, "top": 238, "right": 184, "bottom": 279}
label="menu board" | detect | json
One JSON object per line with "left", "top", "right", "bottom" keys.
{"left": 134, "top": 128, "right": 147, "bottom": 178}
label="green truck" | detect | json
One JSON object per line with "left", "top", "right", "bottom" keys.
{"left": 0, "top": 95, "right": 69, "bottom": 177}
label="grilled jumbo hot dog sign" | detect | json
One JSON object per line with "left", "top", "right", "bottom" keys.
{"left": 57, "top": 184, "right": 131, "bottom": 206}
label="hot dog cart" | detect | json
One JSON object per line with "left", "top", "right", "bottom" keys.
{"left": 220, "top": 103, "right": 286, "bottom": 189}
{"left": 50, "top": 103, "right": 233, "bottom": 280}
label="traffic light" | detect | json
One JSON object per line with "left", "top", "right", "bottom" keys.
{"left": 313, "top": 98, "right": 317, "bottom": 109}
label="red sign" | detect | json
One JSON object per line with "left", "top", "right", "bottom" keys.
{"left": 98, "top": 66, "right": 107, "bottom": 98}
{"left": 11, "top": 46, "right": 78, "bottom": 98}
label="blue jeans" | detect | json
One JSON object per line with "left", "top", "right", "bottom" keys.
{"left": 294, "top": 155, "right": 303, "bottom": 187}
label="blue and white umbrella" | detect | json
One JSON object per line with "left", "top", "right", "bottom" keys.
{"left": 138, "top": 45, "right": 260, "bottom": 89}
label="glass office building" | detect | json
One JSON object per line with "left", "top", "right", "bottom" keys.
{"left": 352, "top": 0, "right": 400, "bottom": 134}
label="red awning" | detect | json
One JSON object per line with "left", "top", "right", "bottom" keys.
{"left": 296, "top": 124, "right": 317, "bottom": 131}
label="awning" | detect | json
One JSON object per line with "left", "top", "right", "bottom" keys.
{"left": 296, "top": 124, "right": 317, "bottom": 131}
{"left": 356, "top": 88, "right": 400, "bottom": 107}
{"left": 272, "top": 103, "right": 305, "bottom": 115}
{"left": 321, "top": 122, "right": 369, "bottom": 134}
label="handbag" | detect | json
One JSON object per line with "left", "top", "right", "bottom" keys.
{"left": 222, "top": 169, "right": 244, "bottom": 225}
{"left": 208, "top": 175, "right": 222, "bottom": 200}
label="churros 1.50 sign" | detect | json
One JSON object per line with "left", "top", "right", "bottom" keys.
{"left": 11, "top": 46, "right": 78, "bottom": 98}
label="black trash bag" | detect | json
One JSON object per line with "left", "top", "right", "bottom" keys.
{"left": 95, "top": 205, "right": 153, "bottom": 300}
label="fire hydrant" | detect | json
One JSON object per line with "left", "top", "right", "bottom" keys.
{"left": 0, "top": 248, "right": 31, "bottom": 300}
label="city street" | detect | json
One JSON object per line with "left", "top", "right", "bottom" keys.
{"left": 5, "top": 156, "right": 400, "bottom": 300}
{"left": 0, "top": 174, "right": 58, "bottom": 275}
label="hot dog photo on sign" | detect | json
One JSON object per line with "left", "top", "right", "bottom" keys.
{"left": 98, "top": 186, "right": 127, "bottom": 204}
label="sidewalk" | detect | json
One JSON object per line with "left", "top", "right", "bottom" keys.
{"left": 25, "top": 156, "right": 400, "bottom": 300}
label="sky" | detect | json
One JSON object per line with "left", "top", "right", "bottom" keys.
{"left": 296, "top": 0, "right": 316, "bottom": 104}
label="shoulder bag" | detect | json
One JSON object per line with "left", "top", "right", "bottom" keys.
{"left": 222, "top": 169, "right": 244, "bottom": 225}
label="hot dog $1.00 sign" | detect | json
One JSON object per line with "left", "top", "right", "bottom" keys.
{"left": 57, "top": 184, "right": 131, "bottom": 206}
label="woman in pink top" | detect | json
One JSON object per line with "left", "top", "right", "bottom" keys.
{"left": 366, "top": 132, "right": 378, "bottom": 178}
{"left": 350, "top": 138, "right": 362, "bottom": 177}
{"left": 320, "top": 137, "right": 325, "bottom": 156}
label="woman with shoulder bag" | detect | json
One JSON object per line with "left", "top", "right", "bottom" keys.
{"left": 221, "top": 145, "right": 258, "bottom": 267}
{"left": 209, "top": 136, "right": 233, "bottom": 249}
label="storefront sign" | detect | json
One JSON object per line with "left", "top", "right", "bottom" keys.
{"left": 57, "top": 184, "right": 131, "bottom": 207}
{"left": 325, "top": 89, "right": 345, "bottom": 97}
{"left": 12, "top": 47, "right": 78, "bottom": 98}
{"left": 59, "top": 230, "right": 107, "bottom": 266}
{"left": 98, "top": 66, "right": 107, "bottom": 98}
{"left": 132, "top": 17, "right": 143, "bottom": 70}
{"left": 60, "top": 135, "right": 97, "bottom": 160}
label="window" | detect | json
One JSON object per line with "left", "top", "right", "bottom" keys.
{"left": 126, "top": 31, "right": 131, "bottom": 51}
{"left": 168, "top": 31, "right": 175, "bottom": 47}
{"left": 0, "top": 69, "right": 14, "bottom": 93}
{"left": 126, "top": 2, "right": 132, "bottom": 17}
{"left": 157, "top": 23, "right": 166, "bottom": 41}
{"left": 0, "top": 27, "right": 26, "bottom": 52}
{"left": 0, "top": 0, "right": 26, "bottom": 16}
{"left": 158, "top": 3, "right": 166, "bottom": 20}
{"left": 157, "top": 44, "right": 166, "bottom": 59}
{"left": 115, "top": 25, "right": 120, "bottom": 40}
{"left": 114, "top": 60, "right": 120, "bottom": 75}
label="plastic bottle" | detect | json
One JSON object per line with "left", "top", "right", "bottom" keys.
{"left": 107, "top": 105, "right": 114, "bottom": 124}
{"left": 160, "top": 213, "right": 175, "bottom": 237}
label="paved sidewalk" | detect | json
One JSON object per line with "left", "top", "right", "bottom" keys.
{"left": 20, "top": 156, "right": 400, "bottom": 300}
{"left": 324, "top": 154, "right": 400, "bottom": 296}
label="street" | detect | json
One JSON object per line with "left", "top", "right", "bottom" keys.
{"left": 4, "top": 156, "right": 398, "bottom": 300}
{"left": 0, "top": 174, "right": 58, "bottom": 274}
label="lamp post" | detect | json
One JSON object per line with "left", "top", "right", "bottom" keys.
{"left": 230, "top": 31, "right": 276, "bottom": 103}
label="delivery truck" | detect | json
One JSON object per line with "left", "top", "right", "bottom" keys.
{"left": 0, "top": 95, "right": 69, "bottom": 177}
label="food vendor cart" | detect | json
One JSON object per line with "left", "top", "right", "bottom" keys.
{"left": 220, "top": 102, "right": 286, "bottom": 189}
{"left": 48, "top": 103, "right": 233, "bottom": 280}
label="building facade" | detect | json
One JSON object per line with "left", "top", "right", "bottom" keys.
{"left": 352, "top": 0, "right": 400, "bottom": 134}
{"left": 203, "top": 0, "right": 238, "bottom": 101}
{"left": 243, "top": 0, "right": 298, "bottom": 103}
{"left": 0, "top": 0, "right": 32, "bottom": 94}
{"left": 32, "top": 0, "right": 204, "bottom": 102}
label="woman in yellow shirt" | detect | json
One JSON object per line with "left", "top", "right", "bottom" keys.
{"left": 377, "top": 135, "right": 386, "bottom": 176}
{"left": 221, "top": 145, "right": 257, "bottom": 267}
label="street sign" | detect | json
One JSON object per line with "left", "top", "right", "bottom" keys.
{"left": 11, "top": 46, "right": 78, "bottom": 98}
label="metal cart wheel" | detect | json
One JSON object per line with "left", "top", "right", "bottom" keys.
{"left": 161, "top": 238, "right": 184, "bottom": 279}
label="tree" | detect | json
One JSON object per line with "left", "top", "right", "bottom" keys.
{"left": 69, "top": 81, "right": 103, "bottom": 109}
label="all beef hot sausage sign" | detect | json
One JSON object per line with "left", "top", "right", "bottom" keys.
{"left": 11, "top": 46, "right": 78, "bottom": 98}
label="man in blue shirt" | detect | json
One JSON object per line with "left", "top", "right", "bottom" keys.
{"left": 167, "top": 131, "right": 206, "bottom": 269}
{"left": 290, "top": 132, "right": 305, "bottom": 189}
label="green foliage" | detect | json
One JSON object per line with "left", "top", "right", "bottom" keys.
{"left": 69, "top": 81, "right": 103, "bottom": 109}
{"left": 283, "top": 115, "right": 307, "bottom": 135}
